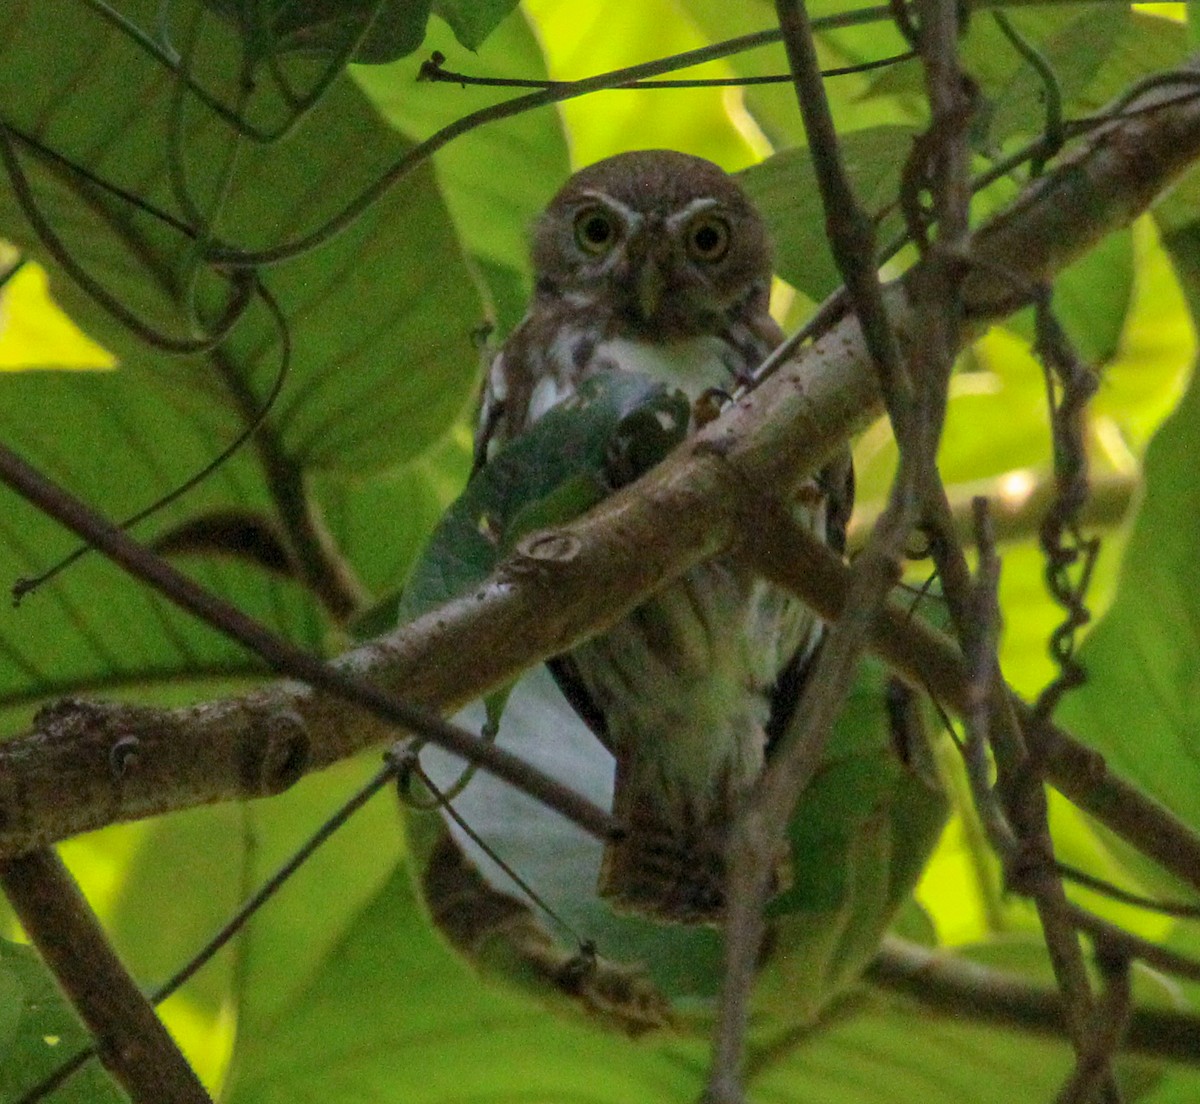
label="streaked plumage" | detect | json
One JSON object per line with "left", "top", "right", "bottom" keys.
{"left": 475, "top": 150, "right": 852, "bottom": 924}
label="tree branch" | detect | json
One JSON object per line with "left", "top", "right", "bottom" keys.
{"left": 868, "top": 935, "right": 1200, "bottom": 1067}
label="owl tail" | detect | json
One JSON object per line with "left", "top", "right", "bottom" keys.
{"left": 597, "top": 753, "right": 789, "bottom": 926}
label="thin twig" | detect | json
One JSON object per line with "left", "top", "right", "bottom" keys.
{"left": 1070, "top": 905, "right": 1200, "bottom": 984}
{"left": 418, "top": 50, "right": 917, "bottom": 89}
{"left": 1032, "top": 295, "right": 1101, "bottom": 723}
{"left": 772, "top": 0, "right": 913, "bottom": 432}
{"left": 1057, "top": 863, "right": 1200, "bottom": 919}
{"left": 929, "top": 491, "right": 1106, "bottom": 1083}
{"left": 1055, "top": 954, "right": 1131, "bottom": 1104}
{"left": 704, "top": 5, "right": 930, "bottom": 1095}
{"left": 960, "top": 499, "right": 1022, "bottom": 858}
{"left": 708, "top": 519, "right": 904, "bottom": 1104}
{"left": 993, "top": 9, "right": 1064, "bottom": 176}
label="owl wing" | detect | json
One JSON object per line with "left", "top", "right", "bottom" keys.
{"left": 547, "top": 654, "right": 611, "bottom": 746}
{"left": 471, "top": 346, "right": 508, "bottom": 479}
{"left": 764, "top": 450, "right": 855, "bottom": 748}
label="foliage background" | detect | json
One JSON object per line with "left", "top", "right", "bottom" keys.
{"left": 2, "top": 0, "right": 1200, "bottom": 1101}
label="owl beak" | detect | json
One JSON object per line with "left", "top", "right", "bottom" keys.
{"left": 635, "top": 260, "right": 666, "bottom": 321}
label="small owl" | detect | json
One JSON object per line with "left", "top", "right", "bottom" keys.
{"left": 475, "top": 150, "right": 852, "bottom": 925}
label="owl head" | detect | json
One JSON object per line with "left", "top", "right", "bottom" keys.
{"left": 530, "top": 149, "right": 773, "bottom": 340}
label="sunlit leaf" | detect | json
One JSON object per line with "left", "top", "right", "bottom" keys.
{"left": 0, "top": 261, "right": 114, "bottom": 371}
{"left": 739, "top": 127, "right": 917, "bottom": 302}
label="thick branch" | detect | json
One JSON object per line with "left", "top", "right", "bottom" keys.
{"left": 4, "top": 61, "right": 1200, "bottom": 874}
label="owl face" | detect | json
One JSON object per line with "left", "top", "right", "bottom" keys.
{"left": 530, "top": 150, "right": 773, "bottom": 340}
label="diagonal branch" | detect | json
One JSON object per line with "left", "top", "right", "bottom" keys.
{"left": 0, "top": 850, "right": 212, "bottom": 1104}
{"left": 3, "top": 58, "right": 1200, "bottom": 890}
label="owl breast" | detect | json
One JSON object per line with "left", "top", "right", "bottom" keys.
{"left": 521, "top": 327, "right": 754, "bottom": 427}
{"left": 538, "top": 329, "right": 826, "bottom": 923}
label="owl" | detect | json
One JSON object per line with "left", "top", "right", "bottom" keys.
{"left": 475, "top": 150, "right": 852, "bottom": 925}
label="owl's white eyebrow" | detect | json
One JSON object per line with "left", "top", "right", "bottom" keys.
{"left": 576, "top": 191, "right": 643, "bottom": 228}
{"left": 666, "top": 197, "right": 722, "bottom": 228}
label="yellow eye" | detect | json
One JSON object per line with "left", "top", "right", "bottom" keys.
{"left": 573, "top": 206, "right": 619, "bottom": 255}
{"left": 686, "top": 214, "right": 731, "bottom": 262}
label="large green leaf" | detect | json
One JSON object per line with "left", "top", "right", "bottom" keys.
{"left": 0, "top": 0, "right": 483, "bottom": 473}
{"left": 739, "top": 126, "right": 918, "bottom": 302}
{"left": 0, "top": 368, "right": 318, "bottom": 735}
{"left": 219, "top": 847, "right": 1157, "bottom": 1104}
{"left": 1048, "top": 196, "right": 1199, "bottom": 862}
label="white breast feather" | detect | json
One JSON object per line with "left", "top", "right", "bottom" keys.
{"left": 591, "top": 335, "right": 737, "bottom": 401}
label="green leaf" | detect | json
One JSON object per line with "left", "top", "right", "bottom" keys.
{"left": 223, "top": 858, "right": 702, "bottom": 1104}
{"left": 396, "top": 371, "right": 689, "bottom": 625}
{"left": 432, "top": 0, "right": 522, "bottom": 51}
{"left": 352, "top": 9, "right": 571, "bottom": 330}
{"left": 1055, "top": 267, "right": 1200, "bottom": 885}
{"left": 203, "top": 0, "right": 435, "bottom": 63}
{"left": 0, "top": 0, "right": 483, "bottom": 473}
{"left": 0, "top": 939, "right": 126, "bottom": 1104}
{"left": 1056, "top": 376, "right": 1200, "bottom": 811}
{"left": 738, "top": 127, "right": 918, "bottom": 302}
{"left": 221, "top": 839, "right": 1151, "bottom": 1104}
{"left": 760, "top": 661, "right": 949, "bottom": 1022}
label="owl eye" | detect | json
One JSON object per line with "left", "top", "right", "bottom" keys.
{"left": 573, "top": 206, "right": 619, "bottom": 255}
{"left": 686, "top": 214, "right": 731, "bottom": 262}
